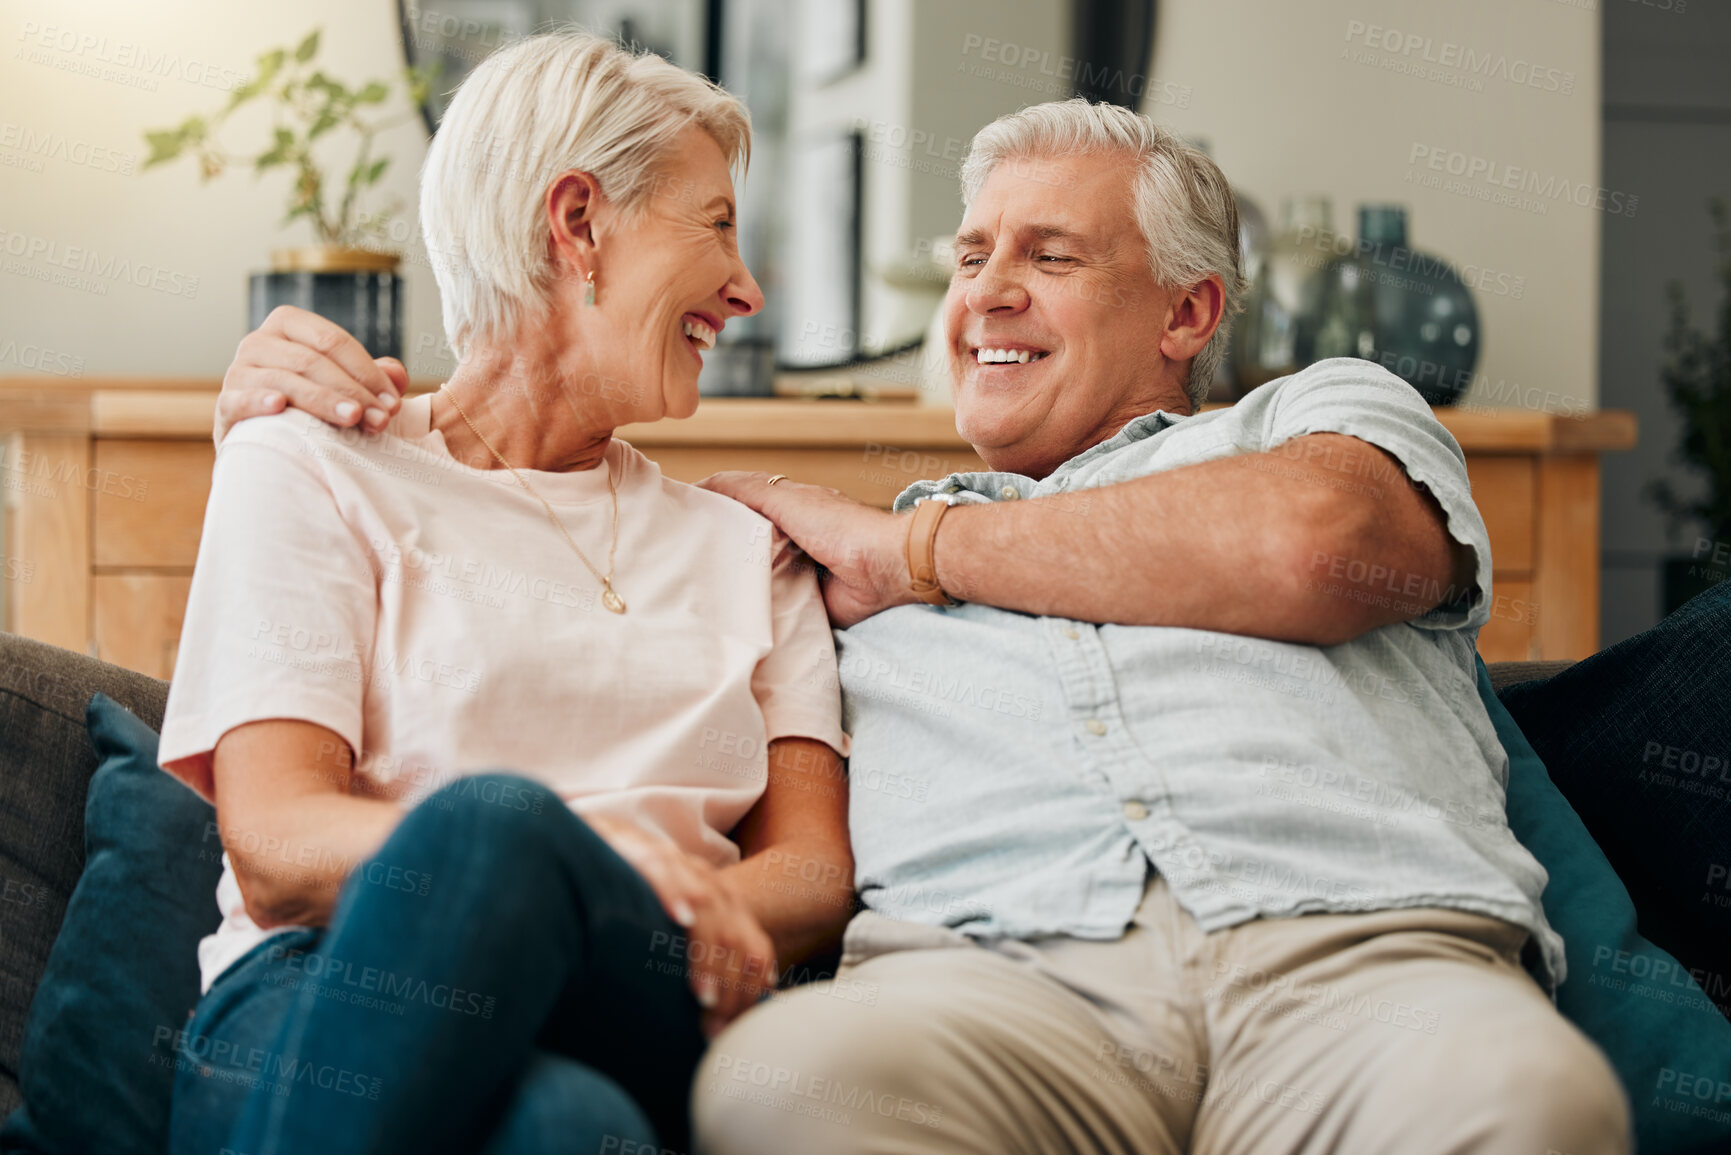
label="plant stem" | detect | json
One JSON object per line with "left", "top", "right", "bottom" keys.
{"left": 337, "top": 125, "right": 375, "bottom": 245}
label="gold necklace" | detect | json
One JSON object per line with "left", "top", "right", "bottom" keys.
{"left": 441, "top": 386, "right": 628, "bottom": 614}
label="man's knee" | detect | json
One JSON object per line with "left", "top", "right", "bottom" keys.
{"left": 1513, "top": 1029, "right": 1629, "bottom": 1153}
{"left": 693, "top": 989, "right": 942, "bottom": 1155}
{"left": 1455, "top": 1019, "right": 1630, "bottom": 1154}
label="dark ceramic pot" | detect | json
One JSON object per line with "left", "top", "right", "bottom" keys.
{"left": 248, "top": 246, "right": 402, "bottom": 359}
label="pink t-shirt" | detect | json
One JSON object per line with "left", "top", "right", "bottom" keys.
{"left": 159, "top": 395, "right": 847, "bottom": 992}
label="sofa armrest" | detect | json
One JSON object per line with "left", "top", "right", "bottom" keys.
{"left": 0, "top": 633, "right": 168, "bottom": 1115}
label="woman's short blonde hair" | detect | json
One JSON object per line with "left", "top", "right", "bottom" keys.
{"left": 421, "top": 30, "right": 751, "bottom": 359}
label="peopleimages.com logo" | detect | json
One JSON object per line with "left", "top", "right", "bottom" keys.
{"left": 1406, "top": 144, "right": 1637, "bottom": 218}
{"left": 1342, "top": 20, "right": 1576, "bottom": 94}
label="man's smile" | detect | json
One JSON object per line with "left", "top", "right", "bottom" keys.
{"left": 968, "top": 343, "right": 1052, "bottom": 366}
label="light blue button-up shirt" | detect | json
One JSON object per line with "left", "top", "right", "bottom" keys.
{"left": 839, "top": 359, "right": 1565, "bottom": 987}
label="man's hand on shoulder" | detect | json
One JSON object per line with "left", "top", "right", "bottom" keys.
{"left": 216, "top": 306, "right": 407, "bottom": 445}
{"left": 700, "top": 472, "right": 916, "bottom": 628}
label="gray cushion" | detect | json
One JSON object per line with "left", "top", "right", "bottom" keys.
{"left": 0, "top": 634, "right": 166, "bottom": 1117}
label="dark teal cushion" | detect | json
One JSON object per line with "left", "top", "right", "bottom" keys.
{"left": 0, "top": 694, "right": 221, "bottom": 1155}
{"left": 1480, "top": 658, "right": 1731, "bottom": 1154}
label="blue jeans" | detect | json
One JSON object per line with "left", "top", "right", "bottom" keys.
{"left": 167, "top": 773, "right": 707, "bottom": 1155}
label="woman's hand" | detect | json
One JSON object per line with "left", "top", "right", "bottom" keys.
{"left": 588, "top": 816, "right": 779, "bottom": 1038}
{"left": 216, "top": 306, "right": 409, "bottom": 444}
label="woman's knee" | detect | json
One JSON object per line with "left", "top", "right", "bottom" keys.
{"left": 421, "top": 772, "right": 559, "bottom": 832}
{"left": 389, "top": 773, "right": 572, "bottom": 869}
{"left": 368, "top": 772, "right": 620, "bottom": 915}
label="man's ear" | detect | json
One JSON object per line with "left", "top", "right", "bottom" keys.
{"left": 1159, "top": 274, "right": 1227, "bottom": 366}
{"left": 545, "top": 171, "right": 603, "bottom": 275}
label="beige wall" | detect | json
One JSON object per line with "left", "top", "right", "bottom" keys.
{"left": 0, "top": 0, "right": 1604, "bottom": 412}
{"left": 0, "top": 0, "right": 443, "bottom": 379}
{"left": 1146, "top": 0, "right": 1603, "bottom": 410}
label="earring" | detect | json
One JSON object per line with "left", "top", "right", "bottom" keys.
{"left": 584, "top": 270, "right": 596, "bottom": 306}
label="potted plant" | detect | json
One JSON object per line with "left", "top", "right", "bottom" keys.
{"left": 1647, "top": 197, "right": 1731, "bottom": 614}
{"left": 142, "top": 30, "right": 435, "bottom": 357}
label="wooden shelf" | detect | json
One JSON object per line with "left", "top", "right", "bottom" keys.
{"left": 0, "top": 375, "right": 1637, "bottom": 671}
{"left": 1, "top": 377, "right": 1641, "bottom": 453}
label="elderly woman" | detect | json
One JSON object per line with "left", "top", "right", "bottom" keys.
{"left": 159, "top": 31, "right": 850, "bottom": 1155}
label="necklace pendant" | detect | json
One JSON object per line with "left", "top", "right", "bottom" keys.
{"left": 601, "top": 587, "right": 627, "bottom": 614}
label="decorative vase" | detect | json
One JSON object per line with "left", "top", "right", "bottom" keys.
{"left": 1309, "top": 205, "right": 1480, "bottom": 405}
{"left": 1230, "top": 196, "right": 1334, "bottom": 397}
{"left": 1208, "top": 188, "right": 1271, "bottom": 403}
{"left": 248, "top": 246, "right": 403, "bottom": 359}
{"left": 698, "top": 339, "right": 777, "bottom": 396}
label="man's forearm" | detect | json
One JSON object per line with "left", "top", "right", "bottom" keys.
{"left": 931, "top": 433, "right": 1465, "bottom": 645}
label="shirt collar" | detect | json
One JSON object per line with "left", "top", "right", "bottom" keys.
{"left": 894, "top": 408, "right": 1188, "bottom": 510}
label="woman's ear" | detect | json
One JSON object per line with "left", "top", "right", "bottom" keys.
{"left": 545, "top": 171, "right": 603, "bottom": 275}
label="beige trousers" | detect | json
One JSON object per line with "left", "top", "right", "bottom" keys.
{"left": 693, "top": 876, "right": 1628, "bottom": 1155}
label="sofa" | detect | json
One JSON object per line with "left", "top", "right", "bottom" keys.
{"left": 0, "top": 628, "right": 1595, "bottom": 1118}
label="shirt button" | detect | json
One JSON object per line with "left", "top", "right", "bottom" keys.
{"left": 1086, "top": 718, "right": 1108, "bottom": 736}
{"left": 1063, "top": 628, "right": 1080, "bottom": 640}
{"left": 1000, "top": 485, "right": 1020, "bottom": 500}
{"left": 1122, "top": 800, "right": 1149, "bottom": 821}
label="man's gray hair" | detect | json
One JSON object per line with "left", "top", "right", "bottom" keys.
{"left": 421, "top": 30, "right": 751, "bottom": 360}
{"left": 959, "top": 99, "right": 1244, "bottom": 411}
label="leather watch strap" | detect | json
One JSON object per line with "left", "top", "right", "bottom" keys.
{"left": 905, "top": 497, "right": 955, "bottom": 606}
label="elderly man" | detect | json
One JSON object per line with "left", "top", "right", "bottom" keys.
{"left": 215, "top": 99, "right": 1627, "bottom": 1154}
{"left": 684, "top": 100, "right": 1627, "bottom": 1155}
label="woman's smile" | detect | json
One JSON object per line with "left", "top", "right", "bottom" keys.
{"left": 681, "top": 311, "right": 722, "bottom": 361}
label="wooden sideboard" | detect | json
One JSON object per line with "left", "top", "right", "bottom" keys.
{"left": 0, "top": 377, "right": 1635, "bottom": 679}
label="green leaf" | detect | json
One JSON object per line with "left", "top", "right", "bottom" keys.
{"left": 229, "top": 48, "right": 283, "bottom": 109}
{"left": 255, "top": 127, "right": 296, "bottom": 171}
{"left": 356, "top": 81, "right": 389, "bottom": 104}
{"left": 349, "top": 156, "right": 389, "bottom": 188}
{"left": 294, "top": 29, "right": 320, "bottom": 63}
{"left": 308, "top": 112, "right": 340, "bottom": 140}
{"left": 142, "top": 130, "right": 185, "bottom": 167}
{"left": 178, "top": 115, "right": 208, "bottom": 143}
{"left": 307, "top": 70, "right": 348, "bottom": 100}
{"left": 405, "top": 60, "right": 442, "bottom": 107}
